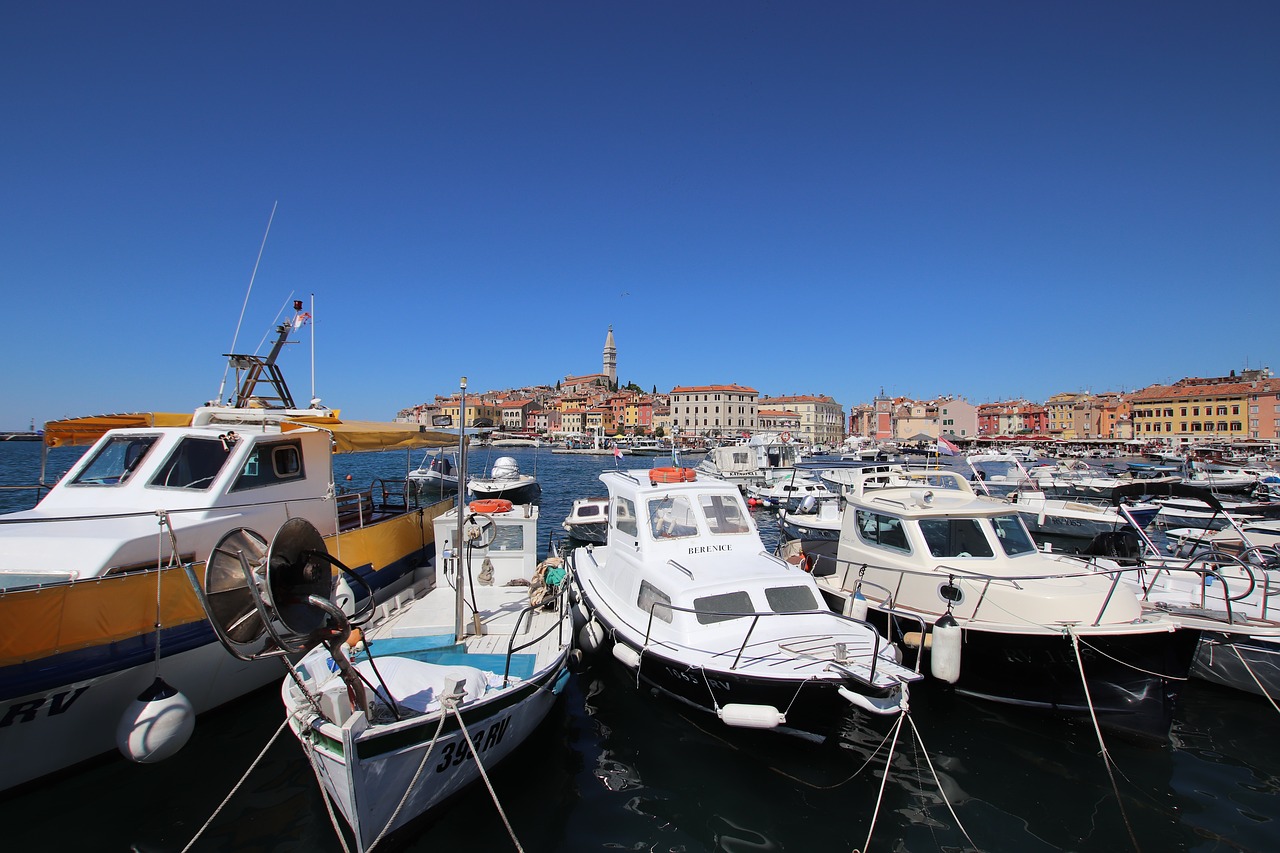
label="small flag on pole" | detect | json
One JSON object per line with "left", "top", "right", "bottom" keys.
{"left": 936, "top": 436, "right": 959, "bottom": 456}
{"left": 613, "top": 446, "right": 623, "bottom": 466}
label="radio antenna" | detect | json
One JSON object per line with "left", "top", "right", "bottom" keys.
{"left": 215, "top": 201, "right": 278, "bottom": 405}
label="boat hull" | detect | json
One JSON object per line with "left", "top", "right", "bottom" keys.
{"left": 470, "top": 481, "right": 542, "bottom": 505}
{"left": 300, "top": 662, "right": 569, "bottom": 851}
{"left": 1190, "top": 632, "right": 1280, "bottom": 696}
{"left": 884, "top": 613, "right": 1200, "bottom": 739}
{"left": 0, "top": 507, "right": 445, "bottom": 793}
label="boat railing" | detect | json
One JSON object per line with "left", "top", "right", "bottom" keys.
{"left": 827, "top": 554, "right": 1144, "bottom": 628}
{"left": 638, "top": 598, "right": 894, "bottom": 685}
{"left": 502, "top": 581, "right": 572, "bottom": 687}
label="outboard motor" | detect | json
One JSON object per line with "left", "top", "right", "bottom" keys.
{"left": 1083, "top": 527, "right": 1142, "bottom": 564}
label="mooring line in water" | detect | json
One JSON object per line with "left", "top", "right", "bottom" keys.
{"left": 180, "top": 716, "right": 293, "bottom": 853}
{"left": 904, "top": 713, "right": 979, "bottom": 851}
{"left": 857, "top": 711, "right": 905, "bottom": 853}
{"left": 1068, "top": 628, "right": 1140, "bottom": 853}
{"left": 1231, "top": 643, "right": 1280, "bottom": 714}
{"left": 449, "top": 700, "right": 525, "bottom": 852}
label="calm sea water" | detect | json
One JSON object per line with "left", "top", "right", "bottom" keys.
{"left": 1, "top": 442, "right": 1277, "bottom": 852}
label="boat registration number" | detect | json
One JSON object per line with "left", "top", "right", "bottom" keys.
{"left": 435, "top": 715, "right": 512, "bottom": 772}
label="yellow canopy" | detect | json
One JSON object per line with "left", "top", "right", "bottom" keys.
{"left": 43, "top": 413, "right": 194, "bottom": 448}
{"left": 283, "top": 416, "right": 462, "bottom": 454}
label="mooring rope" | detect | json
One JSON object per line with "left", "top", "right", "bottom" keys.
{"left": 364, "top": 709, "right": 450, "bottom": 853}
{"left": 180, "top": 716, "right": 293, "bottom": 853}
{"left": 904, "top": 713, "right": 979, "bottom": 850}
{"left": 1067, "top": 628, "right": 1140, "bottom": 853}
{"left": 857, "top": 712, "right": 905, "bottom": 853}
{"left": 1073, "top": 634, "right": 1188, "bottom": 681}
{"left": 448, "top": 699, "right": 525, "bottom": 852}
{"left": 1230, "top": 642, "right": 1280, "bottom": 714}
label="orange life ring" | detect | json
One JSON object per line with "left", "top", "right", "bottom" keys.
{"left": 649, "top": 467, "right": 696, "bottom": 484}
{"left": 469, "top": 499, "right": 513, "bottom": 514}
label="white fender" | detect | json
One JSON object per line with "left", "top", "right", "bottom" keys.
{"left": 579, "top": 619, "right": 605, "bottom": 654}
{"left": 334, "top": 574, "right": 355, "bottom": 618}
{"left": 930, "top": 613, "right": 962, "bottom": 684}
{"left": 612, "top": 642, "right": 641, "bottom": 669}
{"left": 847, "top": 588, "right": 869, "bottom": 622}
{"left": 116, "top": 677, "right": 195, "bottom": 763}
{"left": 718, "top": 703, "right": 785, "bottom": 729}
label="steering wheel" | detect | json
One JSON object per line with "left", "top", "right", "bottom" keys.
{"left": 462, "top": 513, "right": 498, "bottom": 548}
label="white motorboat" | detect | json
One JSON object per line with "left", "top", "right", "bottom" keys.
{"left": 562, "top": 495, "right": 609, "bottom": 544}
{"left": 408, "top": 450, "right": 460, "bottom": 496}
{"left": 745, "top": 473, "right": 836, "bottom": 511}
{"left": 0, "top": 307, "right": 458, "bottom": 793}
{"left": 469, "top": 455, "right": 542, "bottom": 505}
{"left": 803, "top": 468, "right": 1199, "bottom": 738}
{"left": 186, "top": 487, "right": 572, "bottom": 852}
{"left": 568, "top": 467, "right": 919, "bottom": 740}
{"left": 695, "top": 433, "right": 798, "bottom": 488}
{"left": 776, "top": 495, "right": 844, "bottom": 542}
{"left": 1066, "top": 488, "right": 1280, "bottom": 699}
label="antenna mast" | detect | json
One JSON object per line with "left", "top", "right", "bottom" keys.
{"left": 216, "top": 201, "right": 278, "bottom": 404}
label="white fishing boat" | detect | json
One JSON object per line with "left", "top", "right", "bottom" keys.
{"left": 568, "top": 467, "right": 919, "bottom": 740}
{"left": 185, "top": 395, "right": 573, "bottom": 851}
{"left": 469, "top": 456, "right": 542, "bottom": 505}
{"left": 0, "top": 306, "right": 458, "bottom": 793}
{"left": 562, "top": 495, "right": 609, "bottom": 544}
{"left": 804, "top": 468, "right": 1200, "bottom": 738}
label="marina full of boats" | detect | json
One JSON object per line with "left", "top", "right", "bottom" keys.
{"left": 3, "top": 321, "right": 1280, "bottom": 849}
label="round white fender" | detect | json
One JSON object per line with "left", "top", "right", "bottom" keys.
{"left": 116, "top": 676, "right": 195, "bottom": 763}
{"left": 930, "top": 612, "right": 962, "bottom": 684}
{"left": 579, "top": 619, "right": 605, "bottom": 654}
{"left": 334, "top": 574, "right": 355, "bottom": 618}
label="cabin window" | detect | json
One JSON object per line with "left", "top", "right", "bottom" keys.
{"left": 151, "top": 437, "right": 232, "bottom": 490}
{"left": 698, "top": 494, "right": 750, "bottom": 534}
{"left": 918, "top": 518, "right": 994, "bottom": 558}
{"left": 490, "top": 524, "right": 525, "bottom": 553}
{"left": 613, "top": 496, "right": 638, "bottom": 537}
{"left": 637, "top": 579, "right": 673, "bottom": 623}
{"left": 992, "top": 514, "right": 1037, "bottom": 556}
{"left": 71, "top": 435, "right": 159, "bottom": 486}
{"left": 765, "top": 585, "right": 818, "bottom": 613}
{"left": 648, "top": 495, "right": 698, "bottom": 539}
{"left": 231, "top": 442, "right": 305, "bottom": 491}
{"left": 694, "top": 590, "right": 754, "bottom": 624}
{"left": 854, "top": 510, "right": 911, "bottom": 554}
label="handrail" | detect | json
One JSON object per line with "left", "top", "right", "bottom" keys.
{"left": 502, "top": 583, "right": 572, "bottom": 686}
{"left": 636, "top": 598, "right": 890, "bottom": 684}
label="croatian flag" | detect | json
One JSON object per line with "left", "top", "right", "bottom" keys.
{"left": 936, "top": 436, "right": 959, "bottom": 456}
{"left": 613, "top": 446, "right": 623, "bottom": 464}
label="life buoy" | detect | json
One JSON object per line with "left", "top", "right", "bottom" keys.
{"left": 781, "top": 431, "right": 791, "bottom": 443}
{"left": 469, "top": 499, "right": 513, "bottom": 514}
{"left": 649, "top": 467, "right": 696, "bottom": 484}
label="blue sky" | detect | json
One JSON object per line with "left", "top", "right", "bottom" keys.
{"left": 2, "top": 2, "right": 1276, "bottom": 430}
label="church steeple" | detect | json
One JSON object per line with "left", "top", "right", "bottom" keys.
{"left": 603, "top": 326, "right": 617, "bottom": 386}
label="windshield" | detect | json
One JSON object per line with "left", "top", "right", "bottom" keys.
{"left": 648, "top": 495, "right": 698, "bottom": 539}
{"left": 919, "top": 518, "right": 995, "bottom": 558}
{"left": 71, "top": 436, "right": 158, "bottom": 486}
{"left": 151, "top": 437, "right": 233, "bottom": 490}
{"left": 698, "top": 493, "right": 750, "bottom": 534}
{"left": 992, "top": 514, "right": 1037, "bottom": 556}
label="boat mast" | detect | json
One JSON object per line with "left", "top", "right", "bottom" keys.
{"left": 455, "top": 376, "right": 468, "bottom": 643}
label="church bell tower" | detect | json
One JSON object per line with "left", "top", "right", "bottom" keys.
{"left": 603, "top": 326, "right": 617, "bottom": 386}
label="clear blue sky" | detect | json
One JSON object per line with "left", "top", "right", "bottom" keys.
{"left": 2, "top": 2, "right": 1276, "bottom": 430}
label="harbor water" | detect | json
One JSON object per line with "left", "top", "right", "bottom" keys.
{"left": 1, "top": 443, "right": 1276, "bottom": 852}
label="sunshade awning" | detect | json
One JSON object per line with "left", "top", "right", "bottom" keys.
{"left": 43, "top": 413, "right": 195, "bottom": 448}
{"left": 282, "top": 416, "right": 461, "bottom": 454}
